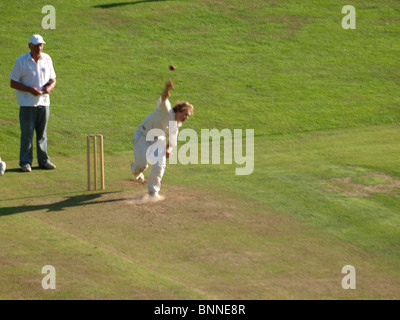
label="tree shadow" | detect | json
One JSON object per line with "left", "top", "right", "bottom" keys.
{"left": 93, "top": 0, "right": 175, "bottom": 9}
{"left": 0, "top": 192, "right": 127, "bottom": 217}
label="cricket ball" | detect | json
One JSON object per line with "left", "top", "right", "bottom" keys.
{"left": 169, "top": 65, "right": 176, "bottom": 71}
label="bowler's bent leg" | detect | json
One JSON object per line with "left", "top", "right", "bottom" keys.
{"left": 131, "top": 132, "right": 149, "bottom": 179}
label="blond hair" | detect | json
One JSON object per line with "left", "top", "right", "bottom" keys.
{"left": 173, "top": 101, "right": 194, "bottom": 115}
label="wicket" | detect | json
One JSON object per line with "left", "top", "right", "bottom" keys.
{"left": 86, "top": 134, "right": 105, "bottom": 191}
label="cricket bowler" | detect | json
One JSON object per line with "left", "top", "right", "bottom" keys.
{"left": 131, "top": 80, "right": 193, "bottom": 201}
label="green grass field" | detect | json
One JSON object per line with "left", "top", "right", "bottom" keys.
{"left": 1, "top": 0, "right": 399, "bottom": 299}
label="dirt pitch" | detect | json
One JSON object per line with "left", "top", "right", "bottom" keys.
{"left": 1, "top": 180, "right": 399, "bottom": 299}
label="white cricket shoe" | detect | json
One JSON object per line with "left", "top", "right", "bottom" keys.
{"left": 0, "top": 158, "right": 6, "bottom": 176}
{"left": 131, "top": 162, "right": 145, "bottom": 183}
{"left": 40, "top": 161, "right": 56, "bottom": 170}
{"left": 21, "top": 164, "right": 32, "bottom": 172}
{"left": 148, "top": 192, "right": 165, "bottom": 202}
{"left": 135, "top": 172, "right": 145, "bottom": 183}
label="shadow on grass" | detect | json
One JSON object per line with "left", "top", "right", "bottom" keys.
{"left": 0, "top": 192, "right": 126, "bottom": 217}
{"left": 93, "top": 0, "right": 175, "bottom": 9}
{"left": 5, "top": 166, "right": 56, "bottom": 174}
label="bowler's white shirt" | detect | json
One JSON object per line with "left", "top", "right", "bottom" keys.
{"left": 139, "top": 98, "right": 181, "bottom": 146}
{"left": 9, "top": 52, "right": 56, "bottom": 107}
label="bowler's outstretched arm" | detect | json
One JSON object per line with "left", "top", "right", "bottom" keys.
{"left": 161, "top": 80, "right": 174, "bottom": 102}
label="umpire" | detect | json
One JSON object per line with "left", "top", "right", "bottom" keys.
{"left": 9, "top": 34, "right": 57, "bottom": 172}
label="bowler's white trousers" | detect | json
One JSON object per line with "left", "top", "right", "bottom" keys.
{"left": 131, "top": 128, "right": 166, "bottom": 195}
